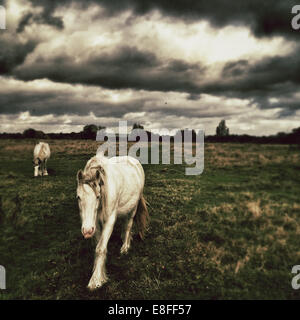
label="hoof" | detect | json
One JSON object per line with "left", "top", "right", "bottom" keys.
{"left": 87, "top": 279, "right": 107, "bottom": 291}
{"left": 87, "top": 274, "right": 108, "bottom": 291}
{"left": 120, "top": 244, "right": 130, "bottom": 255}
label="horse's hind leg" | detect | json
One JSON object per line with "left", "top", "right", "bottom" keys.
{"left": 38, "top": 162, "right": 43, "bottom": 176}
{"left": 94, "top": 220, "right": 101, "bottom": 243}
{"left": 121, "top": 205, "right": 137, "bottom": 255}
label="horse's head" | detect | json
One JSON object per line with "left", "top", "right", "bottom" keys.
{"left": 76, "top": 168, "right": 104, "bottom": 239}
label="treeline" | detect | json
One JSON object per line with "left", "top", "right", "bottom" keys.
{"left": 205, "top": 129, "right": 300, "bottom": 144}
{"left": 0, "top": 131, "right": 84, "bottom": 140}
{"left": 0, "top": 125, "right": 299, "bottom": 145}
{"left": 0, "top": 125, "right": 104, "bottom": 140}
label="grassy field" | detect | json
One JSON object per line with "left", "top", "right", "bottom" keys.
{"left": 0, "top": 139, "right": 300, "bottom": 300}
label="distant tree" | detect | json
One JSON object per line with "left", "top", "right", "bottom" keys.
{"left": 216, "top": 120, "right": 229, "bottom": 136}
{"left": 132, "top": 123, "right": 144, "bottom": 130}
{"left": 23, "top": 128, "right": 45, "bottom": 139}
{"left": 23, "top": 128, "right": 36, "bottom": 138}
{"left": 291, "top": 127, "right": 300, "bottom": 145}
{"left": 276, "top": 132, "right": 287, "bottom": 137}
{"left": 82, "top": 124, "right": 105, "bottom": 139}
{"left": 292, "top": 127, "right": 300, "bottom": 135}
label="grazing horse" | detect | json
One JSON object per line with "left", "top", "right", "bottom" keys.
{"left": 76, "top": 153, "right": 149, "bottom": 290}
{"left": 33, "top": 142, "right": 51, "bottom": 177}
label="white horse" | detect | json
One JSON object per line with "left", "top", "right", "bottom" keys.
{"left": 33, "top": 142, "right": 51, "bottom": 177}
{"left": 76, "top": 153, "right": 149, "bottom": 290}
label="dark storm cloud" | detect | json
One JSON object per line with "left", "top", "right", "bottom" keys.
{"left": 219, "top": 53, "right": 300, "bottom": 97}
{"left": 9, "top": 43, "right": 300, "bottom": 115}
{"left": 24, "top": 0, "right": 298, "bottom": 39}
{"left": 222, "top": 60, "right": 249, "bottom": 78}
{"left": 13, "top": 46, "right": 205, "bottom": 93}
{"left": 0, "top": 38, "right": 36, "bottom": 74}
{"left": 16, "top": 0, "right": 64, "bottom": 32}
{"left": 127, "top": 0, "right": 297, "bottom": 39}
{"left": 206, "top": 52, "right": 300, "bottom": 115}
{"left": 0, "top": 86, "right": 145, "bottom": 117}
{"left": 0, "top": 83, "right": 240, "bottom": 120}
{"left": 17, "top": 11, "right": 63, "bottom": 33}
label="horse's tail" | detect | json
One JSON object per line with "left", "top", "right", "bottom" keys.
{"left": 135, "top": 194, "right": 149, "bottom": 240}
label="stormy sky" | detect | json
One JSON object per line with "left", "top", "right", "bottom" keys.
{"left": 0, "top": 0, "right": 300, "bottom": 135}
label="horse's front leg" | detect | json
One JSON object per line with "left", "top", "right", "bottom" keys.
{"left": 43, "top": 159, "right": 48, "bottom": 176}
{"left": 87, "top": 212, "right": 116, "bottom": 291}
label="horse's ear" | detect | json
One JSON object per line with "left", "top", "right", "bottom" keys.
{"left": 77, "top": 170, "right": 84, "bottom": 184}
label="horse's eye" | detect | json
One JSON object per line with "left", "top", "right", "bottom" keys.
{"left": 77, "top": 196, "right": 80, "bottom": 200}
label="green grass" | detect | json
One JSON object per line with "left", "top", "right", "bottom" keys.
{"left": 0, "top": 139, "right": 300, "bottom": 299}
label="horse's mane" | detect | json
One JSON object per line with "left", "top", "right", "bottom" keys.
{"left": 81, "top": 156, "right": 107, "bottom": 214}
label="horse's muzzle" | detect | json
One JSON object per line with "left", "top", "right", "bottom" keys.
{"left": 82, "top": 227, "right": 95, "bottom": 239}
